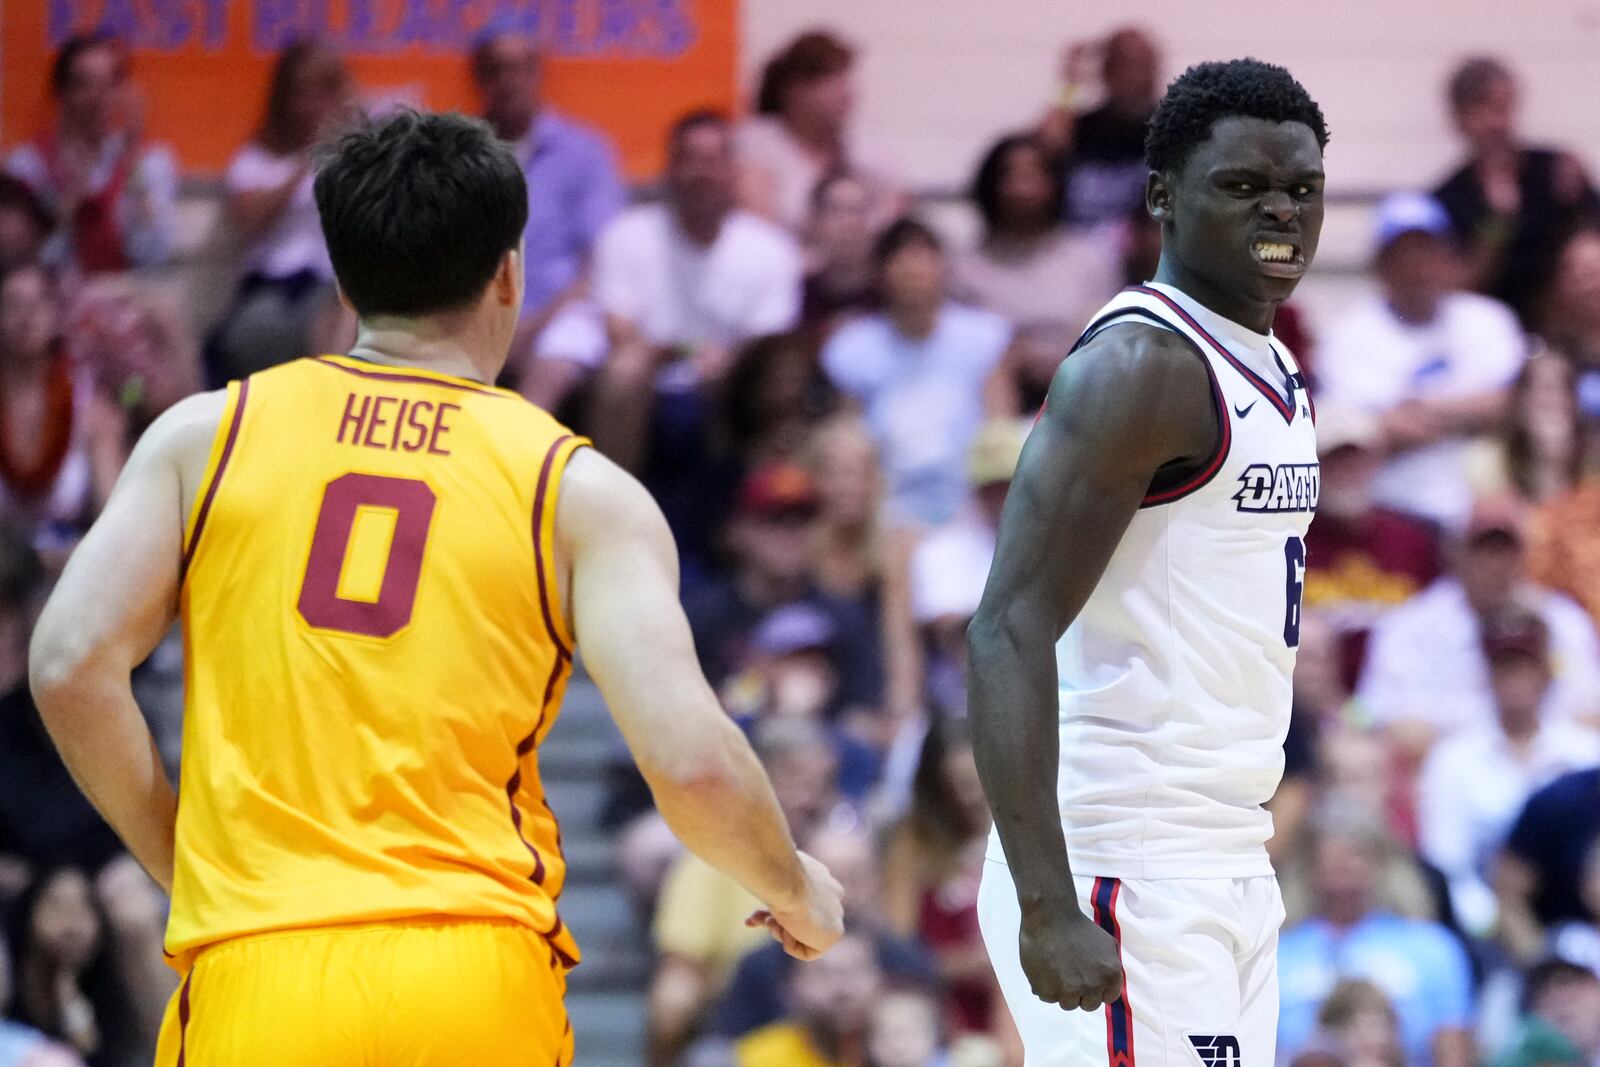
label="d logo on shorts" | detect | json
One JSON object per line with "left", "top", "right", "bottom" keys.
{"left": 1186, "top": 1035, "right": 1242, "bottom": 1067}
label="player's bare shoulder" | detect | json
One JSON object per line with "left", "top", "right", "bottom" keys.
{"left": 133, "top": 388, "right": 234, "bottom": 516}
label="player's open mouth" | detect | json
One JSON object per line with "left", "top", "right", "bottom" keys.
{"left": 1251, "top": 240, "right": 1304, "bottom": 277}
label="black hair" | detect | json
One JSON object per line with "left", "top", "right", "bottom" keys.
{"left": 668, "top": 109, "right": 731, "bottom": 154}
{"left": 969, "top": 131, "right": 1063, "bottom": 236}
{"left": 905, "top": 715, "right": 980, "bottom": 860}
{"left": 256, "top": 40, "right": 349, "bottom": 156}
{"left": 50, "top": 33, "right": 125, "bottom": 97}
{"left": 314, "top": 109, "right": 527, "bottom": 318}
{"left": 872, "top": 216, "right": 943, "bottom": 270}
{"left": 1521, "top": 958, "right": 1598, "bottom": 1014}
{"left": 1449, "top": 56, "right": 1515, "bottom": 113}
{"left": 755, "top": 30, "right": 854, "bottom": 116}
{"left": 0, "top": 175, "right": 54, "bottom": 238}
{"left": 1145, "top": 58, "right": 1329, "bottom": 176}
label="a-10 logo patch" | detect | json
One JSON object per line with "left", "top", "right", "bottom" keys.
{"left": 1187, "top": 1034, "right": 1242, "bottom": 1067}
{"left": 1232, "top": 463, "right": 1320, "bottom": 513}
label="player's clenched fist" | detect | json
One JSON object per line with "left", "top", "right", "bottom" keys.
{"left": 747, "top": 851, "right": 846, "bottom": 961}
{"left": 1019, "top": 910, "right": 1125, "bottom": 1011}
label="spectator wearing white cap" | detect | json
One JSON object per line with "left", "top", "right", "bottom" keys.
{"left": 1317, "top": 192, "right": 1527, "bottom": 531}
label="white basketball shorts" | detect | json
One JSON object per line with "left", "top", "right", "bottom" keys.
{"left": 978, "top": 858, "right": 1285, "bottom": 1067}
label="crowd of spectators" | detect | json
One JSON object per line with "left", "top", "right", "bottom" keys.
{"left": 2, "top": 22, "right": 1600, "bottom": 1067}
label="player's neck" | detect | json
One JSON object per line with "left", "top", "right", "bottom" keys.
{"left": 348, "top": 318, "right": 505, "bottom": 385}
{"left": 1152, "top": 258, "right": 1277, "bottom": 335}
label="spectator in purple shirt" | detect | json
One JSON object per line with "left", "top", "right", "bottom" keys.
{"left": 471, "top": 32, "right": 624, "bottom": 396}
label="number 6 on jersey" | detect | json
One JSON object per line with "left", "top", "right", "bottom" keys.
{"left": 1283, "top": 535, "right": 1306, "bottom": 648}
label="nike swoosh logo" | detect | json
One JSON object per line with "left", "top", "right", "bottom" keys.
{"left": 1234, "top": 401, "right": 1257, "bottom": 418}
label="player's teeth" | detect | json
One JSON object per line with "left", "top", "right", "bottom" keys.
{"left": 1254, "top": 242, "right": 1295, "bottom": 262}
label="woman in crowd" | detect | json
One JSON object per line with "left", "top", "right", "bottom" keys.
{"left": 957, "top": 132, "right": 1121, "bottom": 411}
{"left": 738, "top": 31, "right": 902, "bottom": 234}
{"left": 880, "top": 718, "right": 998, "bottom": 1038}
{"left": 209, "top": 40, "right": 355, "bottom": 383}
{"left": 3, "top": 868, "right": 142, "bottom": 1067}
{"left": 4, "top": 35, "right": 176, "bottom": 275}
{"left": 721, "top": 332, "right": 834, "bottom": 466}
{"left": 0, "top": 265, "right": 125, "bottom": 554}
{"left": 1468, "top": 352, "right": 1585, "bottom": 506}
{"left": 1535, "top": 224, "right": 1600, "bottom": 406}
{"left": 801, "top": 172, "right": 880, "bottom": 338}
{"left": 822, "top": 218, "right": 1018, "bottom": 530}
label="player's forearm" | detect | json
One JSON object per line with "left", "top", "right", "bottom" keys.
{"left": 967, "top": 605, "right": 1079, "bottom": 919}
{"left": 642, "top": 719, "right": 807, "bottom": 912}
{"left": 29, "top": 652, "right": 177, "bottom": 893}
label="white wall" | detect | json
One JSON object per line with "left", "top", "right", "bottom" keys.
{"left": 742, "top": 0, "right": 1600, "bottom": 196}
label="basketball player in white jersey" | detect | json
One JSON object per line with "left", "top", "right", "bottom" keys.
{"left": 969, "top": 59, "right": 1327, "bottom": 1067}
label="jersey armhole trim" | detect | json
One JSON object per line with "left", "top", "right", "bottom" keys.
{"left": 179, "top": 378, "right": 250, "bottom": 587}
{"left": 1138, "top": 329, "right": 1230, "bottom": 508}
{"left": 533, "top": 434, "right": 591, "bottom": 658}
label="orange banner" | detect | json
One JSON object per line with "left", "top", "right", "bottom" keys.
{"left": 1, "top": 0, "right": 740, "bottom": 179}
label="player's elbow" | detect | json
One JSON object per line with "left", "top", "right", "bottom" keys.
{"left": 640, "top": 717, "right": 749, "bottom": 803}
{"left": 28, "top": 622, "right": 100, "bottom": 723}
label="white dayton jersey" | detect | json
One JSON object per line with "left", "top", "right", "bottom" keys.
{"left": 989, "top": 282, "right": 1319, "bottom": 880}
{"left": 978, "top": 283, "right": 1317, "bottom": 1067}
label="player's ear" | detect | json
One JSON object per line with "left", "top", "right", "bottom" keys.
{"left": 493, "top": 244, "right": 521, "bottom": 308}
{"left": 334, "top": 283, "right": 354, "bottom": 314}
{"left": 1147, "top": 170, "right": 1174, "bottom": 223}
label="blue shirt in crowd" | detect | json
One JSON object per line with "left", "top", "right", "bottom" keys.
{"left": 515, "top": 110, "right": 624, "bottom": 320}
{"left": 1277, "top": 912, "right": 1473, "bottom": 1067}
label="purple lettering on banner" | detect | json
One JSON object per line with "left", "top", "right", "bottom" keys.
{"left": 96, "top": 0, "right": 141, "bottom": 41}
{"left": 254, "top": 0, "right": 303, "bottom": 49}
{"left": 652, "top": 0, "right": 694, "bottom": 56}
{"left": 342, "top": 0, "right": 380, "bottom": 48}
{"left": 551, "top": 0, "right": 586, "bottom": 54}
{"left": 48, "top": 0, "right": 77, "bottom": 45}
{"left": 393, "top": 0, "right": 437, "bottom": 46}
{"left": 201, "top": 0, "right": 229, "bottom": 48}
{"left": 594, "top": 0, "right": 635, "bottom": 50}
{"left": 147, "top": 0, "right": 193, "bottom": 47}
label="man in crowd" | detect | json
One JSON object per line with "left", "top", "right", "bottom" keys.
{"left": 734, "top": 931, "right": 884, "bottom": 1067}
{"left": 1277, "top": 810, "right": 1475, "bottom": 1067}
{"left": 1416, "top": 609, "right": 1600, "bottom": 935}
{"left": 470, "top": 32, "right": 625, "bottom": 406}
{"left": 1037, "top": 26, "right": 1162, "bottom": 229}
{"left": 1317, "top": 192, "right": 1526, "bottom": 530}
{"left": 1433, "top": 56, "right": 1599, "bottom": 327}
{"left": 1490, "top": 960, "right": 1600, "bottom": 1067}
{"left": 1359, "top": 503, "right": 1600, "bottom": 750}
{"left": 587, "top": 112, "right": 803, "bottom": 571}
{"left": 5, "top": 35, "right": 177, "bottom": 274}
{"left": 1499, "top": 767, "right": 1600, "bottom": 956}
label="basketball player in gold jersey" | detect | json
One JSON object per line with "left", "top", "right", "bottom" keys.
{"left": 27, "top": 110, "right": 844, "bottom": 1065}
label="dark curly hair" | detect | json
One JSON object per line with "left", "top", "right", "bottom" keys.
{"left": 969, "top": 132, "right": 1063, "bottom": 236}
{"left": 1145, "top": 58, "right": 1329, "bottom": 176}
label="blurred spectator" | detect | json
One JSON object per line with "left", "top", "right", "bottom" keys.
{"left": 2, "top": 868, "right": 148, "bottom": 1067}
{"left": 589, "top": 112, "right": 803, "bottom": 573}
{"left": 1535, "top": 226, "right": 1600, "bottom": 397}
{"left": 1304, "top": 407, "right": 1443, "bottom": 688}
{"left": 957, "top": 133, "right": 1120, "bottom": 412}
{"left": 1358, "top": 501, "right": 1600, "bottom": 750}
{"left": 1490, "top": 960, "right": 1600, "bottom": 1067}
{"left": 1318, "top": 192, "right": 1526, "bottom": 531}
{"left": 208, "top": 41, "right": 353, "bottom": 383}
{"left": 0, "top": 178, "right": 53, "bottom": 275}
{"left": 472, "top": 32, "right": 625, "bottom": 410}
{"left": 1299, "top": 979, "right": 1406, "bottom": 1067}
{"left": 712, "top": 827, "right": 937, "bottom": 1040}
{"left": 1416, "top": 608, "right": 1600, "bottom": 936}
{"left": 1498, "top": 767, "right": 1600, "bottom": 953}
{"left": 800, "top": 172, "right": 879, "bottom": 338}
{"left": 904, "top": 420, "right": 1024, "bottom": 719}
{"left": 685, "top": 462, "right": 883, "bottom": 711}
{"left": 1468, "top": 351, "right": 1586, "bottom": 506}
{"left": 0, "top": 528, "right": 120, "bottom": 883}
{"left": 738, "top": 31, "right": 902, "bottom": 234}
{"left": 64, "top": 275, "right": 201, "bottom": 434}
{"left": 1270, "top": 612, "right": 1354, "bottom": 865}
{"left": 822, "top": 219, "right": 1016, "bottom": 529}
{"left": 649, "top": 717, "right": 844, "bottom": 1067}
{"left": 867, "top": 989, "right": 952, "bottom": 1067}
{"left": 722, "top": 333, "right": 835, "bottom": 466}
{"left": 881, "top": 718, "right": 997, "bottom": 1036}
{"left": 1433, "top": 57, "right": 1599, "bottom": 328}
{"left": 0, "top": 265, "right": 125, "bottom": 549}
{"left": 1528, "top": 469, "right": 1600, "bottom": 628}
{"left": 734, "top": 931, "right": 881, "bottom": 1067}
{"left": 4, "top": 35, "right": 177, "bottom": 274}
{"left": 1545, "top": 840, "right": 1600, "bottom": 974}
{"left": 1037, "top": 27, "right": 1161, "bottom": 229}
{"left": 1278, "top": 810, "right": 1475, "bottom": 1067}
{"left": 0, "top": 935, "right": 84, "bottom": 1067}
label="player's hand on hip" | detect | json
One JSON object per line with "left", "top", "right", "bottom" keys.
{"left": 746, "top": 851, "right": 845, "bottom": 961}
{"left": 1019, "top": 910, "right": 1124, "bottom": 1012}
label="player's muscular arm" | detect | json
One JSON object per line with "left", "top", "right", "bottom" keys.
{"left": 967, "top": 327, "right": 1216, "bottom": 1012}
{"left": 555, "top": 449, "right": 844, "bottom": 960}
{"left": 29, "top": 391, "right": 229, "bottom": 895}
